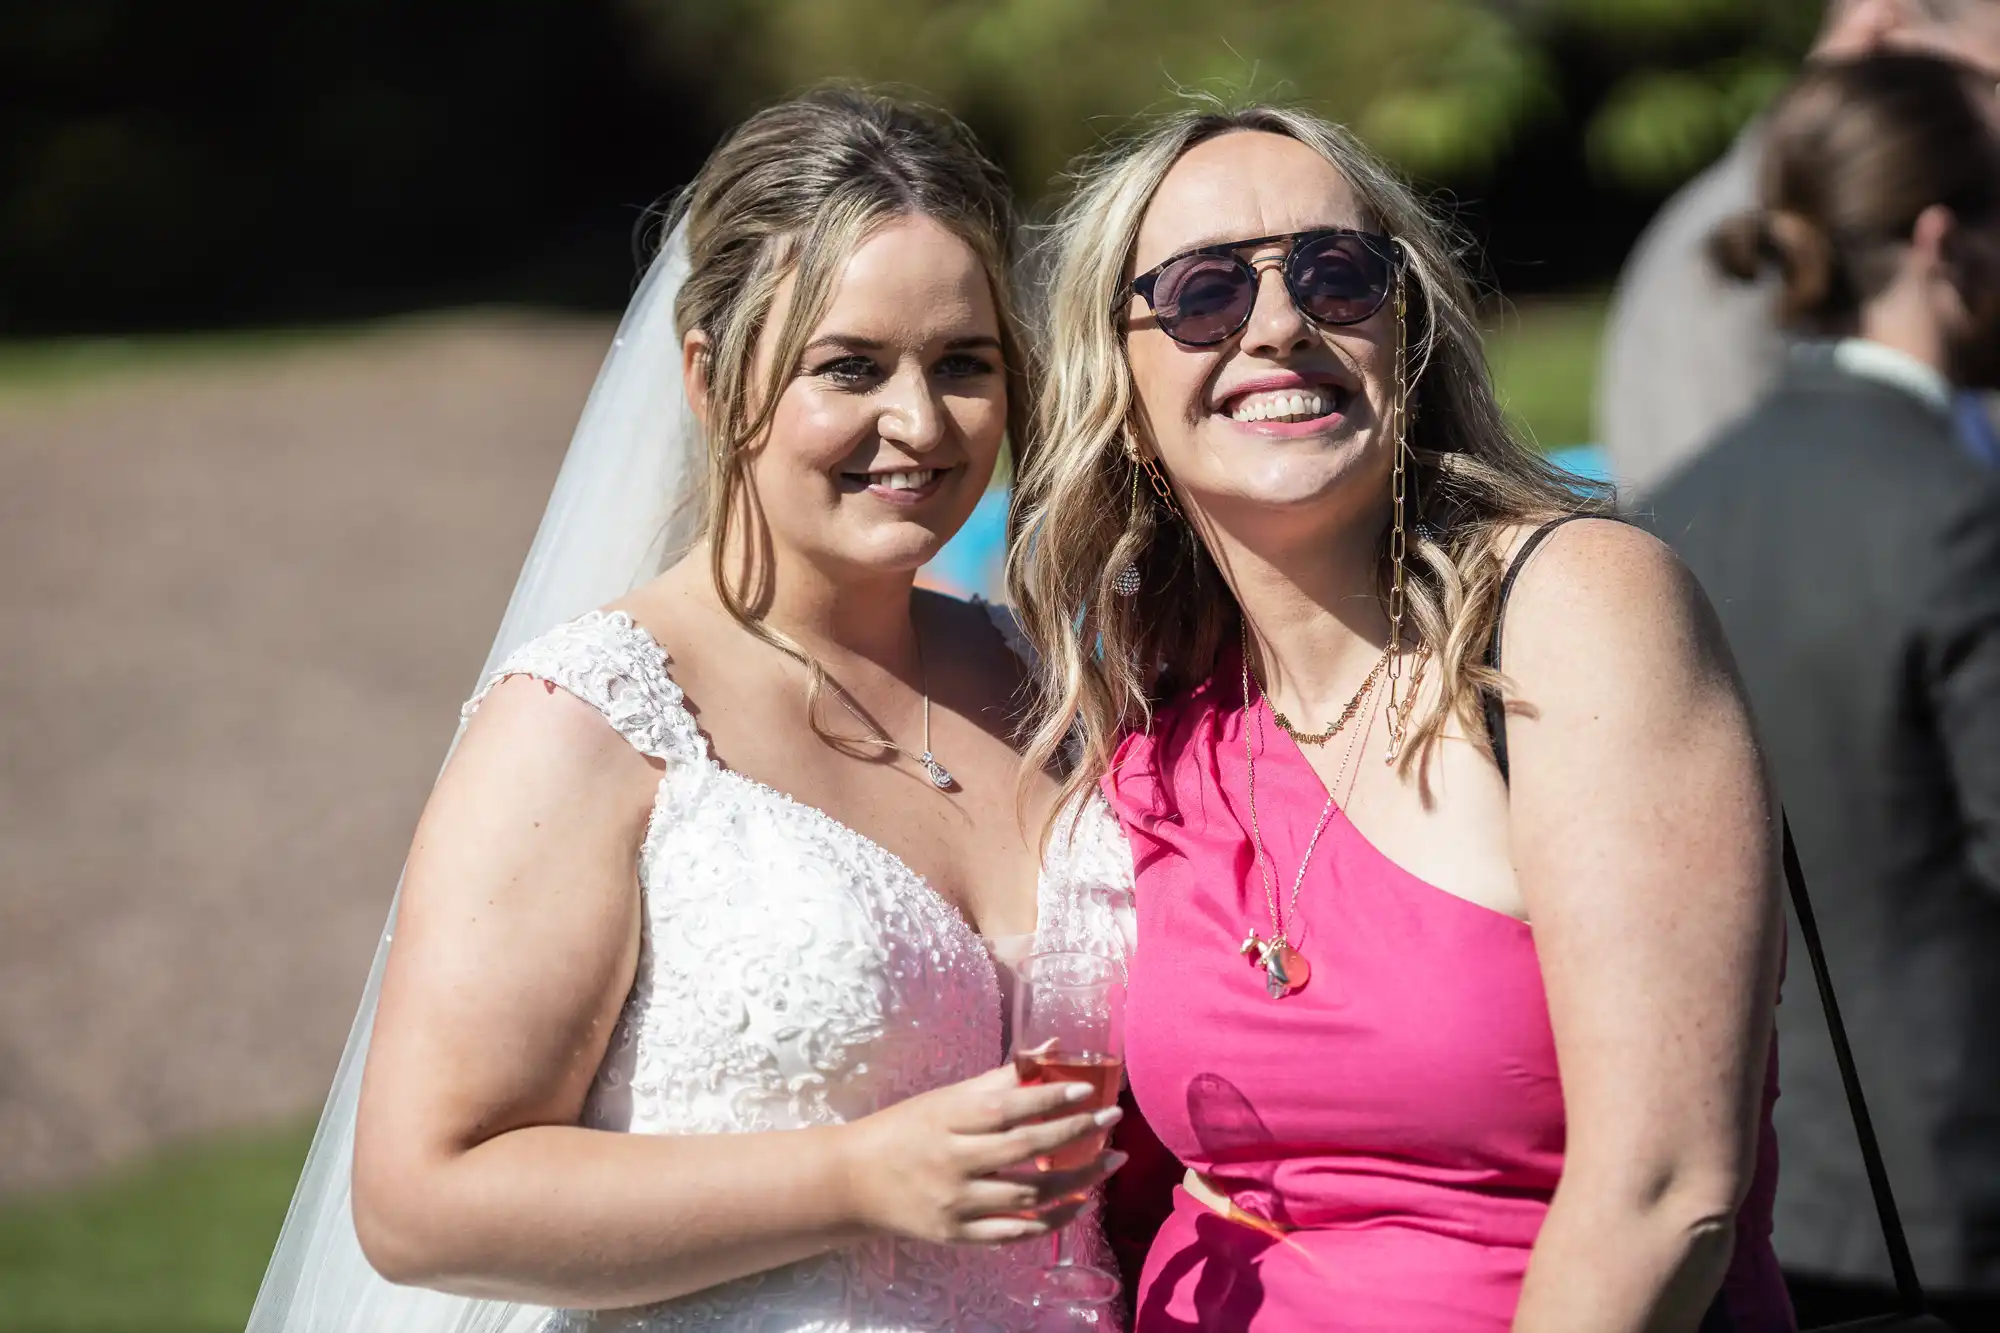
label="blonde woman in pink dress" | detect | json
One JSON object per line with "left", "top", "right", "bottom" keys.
{"left": 1010, "top": 104, "right": 1794, "bottom": 1331}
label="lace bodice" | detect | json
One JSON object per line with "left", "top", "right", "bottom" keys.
{"left": 459, "top": 609, "right": 1136, "bottom": 1332}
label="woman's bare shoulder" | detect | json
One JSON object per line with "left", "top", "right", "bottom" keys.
{"left": 450, "top": 672, "right": 665, "bottom": 825}
{"left": 1498, "top": 516, "right": 1711, "bottom": 645}
{"left": 453, "top": 601, "right": 686, "bottom": 804}
{"left": 1493, "top": 515, "right": 1740, "bottom": 734}
{"left": 1491, "top": 513, "right": 1672, "bottom": 581}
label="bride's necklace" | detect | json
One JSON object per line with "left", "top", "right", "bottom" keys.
{"left": 1238, "top": 621, "right": 1379, "bottom": 999}
{"left": 824, "top": 625, "right": 955, "bottom": 790}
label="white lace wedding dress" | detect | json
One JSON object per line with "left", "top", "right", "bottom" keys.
{"left": 459, "top": 608, "right": 1136, "bottom": 1333}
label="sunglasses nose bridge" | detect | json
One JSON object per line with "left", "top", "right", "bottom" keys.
{"left": 1240, "top": 258, "right": 1313, "bottom": 349}
{"left": 1244, "top": 243, "right": 1295, "bottom": 291}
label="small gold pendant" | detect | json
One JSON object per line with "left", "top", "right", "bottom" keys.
{"left": 1239, "top": 931, "right": 1311, "bottom": 999}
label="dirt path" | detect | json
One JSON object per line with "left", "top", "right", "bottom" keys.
{"left": 0, "top": 314, "right": 611, "bottom": 1194}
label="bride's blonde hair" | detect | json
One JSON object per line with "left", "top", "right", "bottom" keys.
{"left": 1008, "top": 101, "right": 1602, "bottom": 811}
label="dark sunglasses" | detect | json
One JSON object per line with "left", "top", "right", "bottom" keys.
{"left": 1119, "top": 228, "right": 1405, "bottom": 348}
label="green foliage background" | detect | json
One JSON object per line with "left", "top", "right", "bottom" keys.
{"left": 622, "top": 0, "right": 1824, "bottom": 190}
{"left": 1, "top": 0, "right": 1826, "bottom": 334}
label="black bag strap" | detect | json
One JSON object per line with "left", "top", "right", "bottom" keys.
{"left": 1781, "top": 819, "right": 1926, "bottom": 1315}
{"left": 1483, "top": 514, "right": 1927, "bottom": 1317}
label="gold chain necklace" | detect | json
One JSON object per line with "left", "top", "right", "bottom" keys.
{"left": 1264, "top": 646, "right": 1391, "bottom": 746}
{"left": 1238, "top": 621, "right": 1379, "bottom": 999}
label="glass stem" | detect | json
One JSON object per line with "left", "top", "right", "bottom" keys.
{"left": 1050, "top": 1220, "right": 1074, "bottom": 1270}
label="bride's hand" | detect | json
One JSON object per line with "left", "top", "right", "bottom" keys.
{"left": 838, "top": 1064, "right": 1126, "bottom": 1246}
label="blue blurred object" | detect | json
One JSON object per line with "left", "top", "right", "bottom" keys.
{"left": 924, "top": 448, "right": 1615, "bottom": 602}
{"left": 922, "top": 488, "right": 1009, "bottom": 598}
{"left": 1545, "top": 444, "right": 1612, "bottom": 486}
{"left": 1953, "top": 392, "right": 2000, "bottom": 468}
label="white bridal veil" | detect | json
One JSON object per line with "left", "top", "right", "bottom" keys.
{"left": 245, "top": 226, "right": 699, "bottom": 1333}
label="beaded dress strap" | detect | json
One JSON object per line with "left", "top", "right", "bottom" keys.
{"left": 461, "top": 609, "right": 708, "bottom": 767}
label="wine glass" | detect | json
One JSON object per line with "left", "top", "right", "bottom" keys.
{"left": 1006, "top": 950, "right": 1126, "bottom": 1312}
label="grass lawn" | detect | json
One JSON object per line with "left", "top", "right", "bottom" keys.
{"left": 1485, "top": 296, "right": 1608, "bottom": 450}
{"left": 0, "top": 326, "right": 380, "bottom": 402}
{"left": 0, "top": 1124, "right": 313, "bottom": 1333}
{"left": 0, "top": 292, "right": 1607, "bottom": 1331}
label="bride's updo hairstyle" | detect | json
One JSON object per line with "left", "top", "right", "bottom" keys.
{"left": 1710, "top": 52, "right": 2000, "bottom": 333}
{"left": 1009, "top": 100, "right": 1597, "bottom": 810}
{"left": 662, "top": 85, "right": 1024, "bottom": 612}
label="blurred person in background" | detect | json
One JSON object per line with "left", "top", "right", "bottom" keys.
{"left": 1648, "top": 52, "right": 2000, "bottom": 1325}
{"left": 1011, "top": 101, "right": 1789, "bottom": 1332}
{"left": 1598, "top": 0, "right": 2000, "bottom": 499}
{"left": 247, "top": 88, "right": 1135, "bottom": 1333}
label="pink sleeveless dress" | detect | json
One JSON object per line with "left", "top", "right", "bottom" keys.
{"left": 1102, "top": 651, "right": 1792, "bottom": 1331}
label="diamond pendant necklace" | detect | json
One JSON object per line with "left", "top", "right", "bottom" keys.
{"left": 1238, "top": 620, "right": 1379, "bottom": 998}
{"left": 826, "top": 622, "right": 955, "bottom": 790}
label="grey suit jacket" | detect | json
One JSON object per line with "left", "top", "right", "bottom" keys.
{"left": 1645, "top": 359, "right": 2000, "bottom": 1291}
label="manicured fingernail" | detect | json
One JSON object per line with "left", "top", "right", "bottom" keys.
{"left": 1064, "top": 1083, "right": 1094, "bottom": 1102}
{"left": 1105, "top": 1151, "right": 1130, "bottom": 1171}
{"left": 1093, "top": 1106, "right": 1124, "bottom": 1127}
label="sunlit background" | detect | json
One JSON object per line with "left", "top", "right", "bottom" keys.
{"left": 1, "top": 2, "right": 1822, "bottom": 1327}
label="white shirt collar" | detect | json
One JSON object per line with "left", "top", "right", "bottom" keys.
{"left": 1825, "top": 338, "right": 1954, "bottom": 415}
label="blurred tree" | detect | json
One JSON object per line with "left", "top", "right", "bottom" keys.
{"left": 624, "top": 0, "right": 1824, "bottom": 192}
{"left": 0, "top": 0, "right": 722, "bottom": 333}
{"left": 624, "top": 0, "right": 1560, "bottom": 191}
{"left": 1541, "top": 0, "right": 1820, "bottom": 187}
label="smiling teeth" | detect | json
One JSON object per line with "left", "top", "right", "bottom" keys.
{"left": 1230, "top": 389, "right": 1332, "bottom": 423}
{"left": 878, "top": 469, "right": 942, "bottom": 491}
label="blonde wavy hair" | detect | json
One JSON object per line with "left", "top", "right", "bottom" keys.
{"left": 1007, "top": 101, "right": 1605, "bottom": 811}
{"left": 661, "top": 86, "right": 1026, "bottom": 732}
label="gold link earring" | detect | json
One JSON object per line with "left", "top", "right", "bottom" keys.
{"left": 1139, "top": 453, "right": 1183, "bottom": 519}
{"left": 1384, "top": 268, "right": 1413, "bottom": 765}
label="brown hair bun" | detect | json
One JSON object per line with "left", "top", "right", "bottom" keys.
{"left": 1705, "top": 52, "right": 2000, "bottom": 333}
{"left": 1708, "top": 210, "right": 1770, "bottom": 282}
{"left": 1765, "top": 209, "right": 1836, "bottom": 323}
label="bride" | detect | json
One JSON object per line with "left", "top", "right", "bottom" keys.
{"left": 245, "top": 88, "right": 1135, "bottom": 1333}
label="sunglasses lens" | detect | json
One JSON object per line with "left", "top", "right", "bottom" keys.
{"left": 1292, "top": 234, "right": 1391, "bottom": 325}
{"left": 1152, "top": 254, "right": 1253, "bottom": 345}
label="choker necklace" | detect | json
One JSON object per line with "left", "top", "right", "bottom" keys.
{"left": 823, "top": 623, "right": 954, "bottom": 790}
{"left": 1238, "top": 621, "right": 1379, "bottom": 998}
{"left": 1264, "top": 646, "right": 1391, "bottom": 746}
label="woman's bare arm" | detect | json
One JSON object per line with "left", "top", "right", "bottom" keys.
{"left": 353, "top": 675, "right": 1116, "bottom": 1308}
{"left": 1499, "top": 521, "right": 1783, "bottom": 1333}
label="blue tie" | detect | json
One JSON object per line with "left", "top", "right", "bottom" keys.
{"left": 1952, "top": 392, "right": 2000, "bottom": 468}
